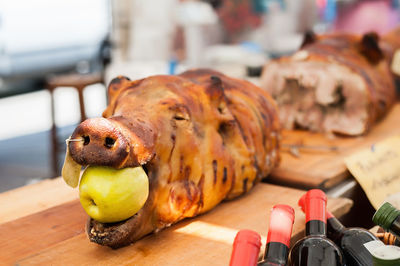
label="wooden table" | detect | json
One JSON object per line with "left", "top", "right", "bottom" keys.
{"left": 269, "top": 103, "right": 400, "bottom": 190}
{"left": 0, "top": 178, "right": 352, "bottom": 265}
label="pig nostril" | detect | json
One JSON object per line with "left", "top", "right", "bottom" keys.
{"left": 105, "top": 137, "right": 116, "bottom": 148}
{"left": 83, "top": 136, "right": 90, "bottom": 145}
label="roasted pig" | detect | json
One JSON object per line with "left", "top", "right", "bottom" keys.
{"left": 260, "top": 32, "right": 396, "bottom": 136}
{"left": 62, "top": 69, "right": 280, "bottom": 248}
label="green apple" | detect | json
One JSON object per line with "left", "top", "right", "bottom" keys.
{"left": 79, "top": 166, "right": 149, "bottom": 223}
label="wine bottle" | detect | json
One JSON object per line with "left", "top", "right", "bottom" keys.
{"left": 298, "top": 193, "right": 378, "bottom": 266}
{"left": 288, "top": 189, "right": 343, "bottom": 266}
{"left": 373, "top": 202, "right": 400, "bottom": 241}
{"left": 230, "top": 229, "right": 262, "bottom": 266}
{"left": 258, "top": 204, "right": 295, "bottom": 266}
{"left": 325, "top": 211, "right": 378, "bottom": 265}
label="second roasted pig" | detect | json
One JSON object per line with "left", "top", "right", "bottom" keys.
{"left": 261, "top": 32, "right": 396, "bottom": 136}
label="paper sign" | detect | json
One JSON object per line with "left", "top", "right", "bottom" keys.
{"left": 344, "top": 135, "right": 400, "bottom": 209}
{"left": 391, "top": 49, "right": 400, "bottom": 76}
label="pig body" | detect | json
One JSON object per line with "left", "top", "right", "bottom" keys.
{"left": 261, "top": 32, "right": 396, "bottom": 136}
{"left": 67, "top": 69, "right": 280, "bottom": 248}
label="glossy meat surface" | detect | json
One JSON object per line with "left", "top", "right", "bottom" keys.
{"left": 261, "top": 32, "right": 396, "bottom": 135}
{"left": 68, "top": 69, "right": 280, "bottom": 248}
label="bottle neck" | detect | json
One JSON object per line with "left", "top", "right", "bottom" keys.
{"left": 261, "top": 242, "right": 288, "bottom": 266}
{"left": 306, "top": 220, "right": 327, "bottom": 236}
{"left": 304, "top": 190, "right": 327, "bottom": 236}
{"left": 261, "top": 204, "right": 294, "bottom": 265}
{"left": 390, "top": 216, "right": 400, "bottom": 238}
{"left": 373, "top": 202, "right": 400, "bottom": 235}
{"left": 229, "top": 230, "right": 261, "bottom": 266}
{"left": 266, "top": 205, "right": 294, "bottom": 247}
{"left": 326, "top": 211, "right": 345, "bottom": 240}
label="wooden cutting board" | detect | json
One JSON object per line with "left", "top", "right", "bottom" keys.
{"left": 0, "top": 181, "right": 352, "bottom": 266}
{"left": 268, "top": 103, "right": 400, "bottom": 190}
{"left": 0, "top": 177, "right": 78, "bottom": 224}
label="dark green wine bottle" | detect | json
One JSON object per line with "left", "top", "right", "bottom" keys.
{"left": 373, "top": 202, "right": 400, "bottom": 241}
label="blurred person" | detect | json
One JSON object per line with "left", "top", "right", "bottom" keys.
{"left": 334, "top": 0, "right": 400, "bottom": 34}
{"left": 212, "top": 0, "right": 263, "bottom": 42}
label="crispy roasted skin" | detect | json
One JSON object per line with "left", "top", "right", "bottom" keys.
{"left": 261, "top": 32, "right": 396, "bottom": 136}
{"left": 68, "top": 69, "right": 280, "bottom": 248}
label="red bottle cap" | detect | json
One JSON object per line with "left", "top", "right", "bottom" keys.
{"left": 229, "top": 229, "right": 261, "bottom": 266}
{"left": 299, "top": 192, "right": 334, "bottom": 219}
{"left": 304, "top": 189, "right": 327, "bottom": 223}
{"left": 266, "top": 204, "right": 295, "bottom": 247}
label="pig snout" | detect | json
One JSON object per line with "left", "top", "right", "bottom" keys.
{"left": 68, "top": 118, "right": 130, "bottom": 169}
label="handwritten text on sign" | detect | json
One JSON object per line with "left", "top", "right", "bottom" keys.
{"left": 345, "top": 135, "right": 400, "bottom": 209}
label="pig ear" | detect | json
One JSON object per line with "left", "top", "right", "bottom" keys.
{"left": 359, "top": 32, "right": 384, "bottom": 64}
{"left": 205, "top": 76, "right": 235, "bottom": 121}
{"left": 103, "top": 76, "right": 131, "bottom": 117}
{"left": 300, "top": 30, "right": 317, "bottom": 49}
{"left": 206, "top": 76, "right": 226, "bottom": 108}
{"left": 107, "top": 76, "right": 131, "bottom": 103}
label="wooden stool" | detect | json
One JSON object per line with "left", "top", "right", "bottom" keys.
{"left": 46, "top": 73, "right": 103, "bottom": 177}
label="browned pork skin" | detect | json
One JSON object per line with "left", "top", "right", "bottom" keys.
{"left": 261, "top": 32, "right": 396, "bottom": 136}
{"left": 67, "top": 69, "right": 280, "bottom": 248}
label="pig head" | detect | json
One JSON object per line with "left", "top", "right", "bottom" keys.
{"left": 67, "top": 69, "right": 280, "bottom": 248}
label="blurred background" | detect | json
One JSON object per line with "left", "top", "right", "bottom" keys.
{"left": 0, "top": 0, "right": 399, "bottom": 192}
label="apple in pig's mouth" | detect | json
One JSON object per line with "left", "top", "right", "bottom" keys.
{"left": 62, "top": 150, "right": 150, "bottom": 224}
{"left": 78, "top": 166, "right": 149, "bottom": 223}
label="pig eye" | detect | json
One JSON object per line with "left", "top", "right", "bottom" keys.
{"left": 170, "top": 104, "right": 190, "bottom": 121}
{"left": 173, "top": 114, "right": 187, "bottom": 121}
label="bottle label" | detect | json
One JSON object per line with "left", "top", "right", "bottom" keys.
{"left": 365, "top": 241, "right": 400, "bottom": 265}
{"left": 364, "top": 239, "right": 385, "bottom": 253}
{"left": 373, "top": 245, "right": 400, "bottom": 260}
